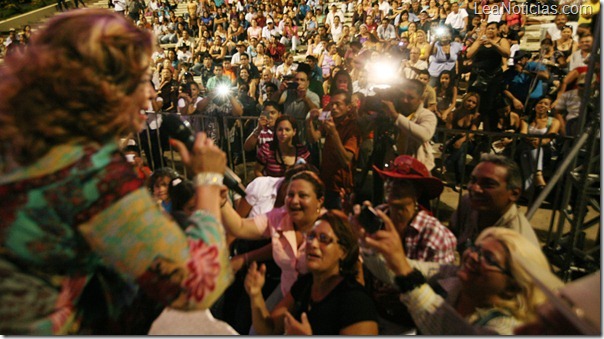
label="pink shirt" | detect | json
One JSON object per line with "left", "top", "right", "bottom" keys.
{"left": 253, "top": 206, "right": 308, "bottom": 295}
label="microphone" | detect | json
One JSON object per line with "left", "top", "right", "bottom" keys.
{"left": 162, "top": 113, "right": 247, "bottom": 197}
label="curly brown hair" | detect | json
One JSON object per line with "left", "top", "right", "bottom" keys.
{"left": 0, "top": 9, "right": 153, "bottom": 166}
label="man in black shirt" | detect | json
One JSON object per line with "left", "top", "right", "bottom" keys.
{"left": 199, "top": 54, "right": 215, "bottom": 88}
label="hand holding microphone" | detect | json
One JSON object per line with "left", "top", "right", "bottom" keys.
{"left": 169, "top": 131, "right": 226, "bottom": 176}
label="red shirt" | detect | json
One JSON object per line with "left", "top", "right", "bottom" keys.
{"left": 319, "top": 115, "right": 360, "bottom": 193}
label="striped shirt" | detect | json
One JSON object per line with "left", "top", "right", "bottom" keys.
{"left": 257, "top": 143, "right": 310, "bottom": 177}
{"left": 258, "top": 127, "right": 274, "bottom": 147}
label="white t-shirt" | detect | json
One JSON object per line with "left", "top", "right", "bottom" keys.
{"left": 243, "top": 176, "right": 285, "bottom": 217}
{"left": 149, "top": 309, "right": 238, "bottom": 335}
{"left": 569, "top": 50, "right": 589, "bottom": 71}
{"left": 325, "top": 10, "right": 345, "bottom": 28}
{"left": 177, "top": 96, "right": 203, "bottom": 112}
{"left": 113, "top": 0, "right": 127, "bottom": 11}
{"left": 145, "top": 98, "right": 163, "bottom": 130}
{"left": 444, "top": 9, "right": 468, "bottom": 30}
{"left": 379, "top": 0, "right": 392, "bottom": 15}
{"left": 275, "top": 62, "right": 298, "bottom": 80}
{"left": 331, "top": 23, "right": 343, "bottom": 43}
{"left": 556, "top": 89, "right": 582, "bottom": 121}
{"left": 261, "top": 26, "right": 279, "bottom": 40}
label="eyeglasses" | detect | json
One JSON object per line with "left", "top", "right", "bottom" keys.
{"left": 465, "top": 240, "right": 512, "bottom": 276}
{"left": 306, "top": 231, "right": 340, "bottom": 245}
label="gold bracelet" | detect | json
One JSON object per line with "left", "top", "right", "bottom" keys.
{"left": 193, "top": 172, "right": 224, "bottom": 187}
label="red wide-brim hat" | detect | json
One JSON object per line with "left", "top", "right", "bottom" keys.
{"left": 373, "top": 155, "right": 444, "bottom": 200}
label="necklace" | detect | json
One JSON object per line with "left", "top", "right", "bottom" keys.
{"left": 276, "top": 144, "right": 296, "bottom": 170}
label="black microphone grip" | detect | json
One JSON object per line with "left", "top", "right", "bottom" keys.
{"left": 163, "top": 114, "right": 247, "bottom": 197}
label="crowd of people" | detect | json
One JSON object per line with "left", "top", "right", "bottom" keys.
{"left": 0, "top": 0, "right": 600, "bottom": 335}
{"left": 87, "top": 0, "right": 598, "bottom": 197}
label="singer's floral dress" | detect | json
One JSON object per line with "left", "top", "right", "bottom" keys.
{"left": 0, "top": 142, "right": 233, "bottom": 334}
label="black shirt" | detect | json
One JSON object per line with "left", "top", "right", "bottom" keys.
{"left": 200, "top": 66, "right": 214, "bottom": 87}
{"left": 290, "top": 274, "right": 378, "bottom": 335}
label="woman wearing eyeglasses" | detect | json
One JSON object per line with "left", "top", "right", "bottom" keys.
{"left": 220, "top": 171, "right": 326, "bottom": 312}
{"left": 363, "top": 221, "right": 550, "bottom": 335}
{"left": 244, "top": 210, "right": 379, "bottom": 335}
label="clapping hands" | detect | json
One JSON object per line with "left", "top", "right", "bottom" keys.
{"left": 244, "top": 261, "right": 266, "bottom": 298}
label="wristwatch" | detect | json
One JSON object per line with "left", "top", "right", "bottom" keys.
{"left": 394, "top": 268, "right": 426, "bottom": 293}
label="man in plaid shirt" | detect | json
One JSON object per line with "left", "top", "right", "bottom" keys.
{"left": 374, "top": 155, "right": 457, "bottom": 264}
{"left": 359, "top": 155, "right": 456, "bottom": 333}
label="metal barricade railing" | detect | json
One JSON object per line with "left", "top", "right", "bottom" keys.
{"left": 134, "top": 112, "right": 261, "bottom": 184}
{"left": 131, "top": 112, "right": 576, "bottom": 220}
{"left": 431, "top": 126, "right": 575, "bottom": 219}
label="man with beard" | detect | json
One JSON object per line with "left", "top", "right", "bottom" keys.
{"left": 449, "top": 154, "right": 540, "bottom": 252}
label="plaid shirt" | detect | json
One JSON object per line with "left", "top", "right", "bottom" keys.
{"left": 362, "top": 210, "right": 457, "bottom": 326}
{"left": 403, "top": 210, "right": 457, "bottom": 264}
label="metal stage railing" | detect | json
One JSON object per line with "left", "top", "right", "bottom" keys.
{"left": 132, "top": 110, "right": 601, "bottom": 279}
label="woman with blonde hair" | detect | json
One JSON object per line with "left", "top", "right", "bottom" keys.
{"left": 363, "top": 224, "right": 550, "bottom": 334}
{"left": 0, "top": 10, "right": 232, "bottom": 334}
{"left": 413, "top": 29, "right": 430, "bottom": 61}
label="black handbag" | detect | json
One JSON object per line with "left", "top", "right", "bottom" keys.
{"left": 472, "top": 68, "right": 502, "bottom": 92}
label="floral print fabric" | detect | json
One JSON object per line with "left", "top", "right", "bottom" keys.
{"left": 0, "top": 142, "right": 232, "bottom": 334}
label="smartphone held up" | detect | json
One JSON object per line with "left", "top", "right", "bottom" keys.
{"left": 358, "top": 205, "right": 384, "bottom": 234}
{"left": 318, "top": 110, "right": 331, "bottom": 121}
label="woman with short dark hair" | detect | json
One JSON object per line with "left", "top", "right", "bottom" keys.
{"left": 245, "top": 210, "right": 379, "bottom": 335}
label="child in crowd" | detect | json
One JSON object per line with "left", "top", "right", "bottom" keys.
{"left": 148, "top": 167, "right": 179, "bottom": 213}
{"left": 168, "top": 177, "right": 196, "bottom": 229}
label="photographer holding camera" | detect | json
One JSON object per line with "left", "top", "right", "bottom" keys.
{"left": 205, "top": 60, "right": 233, "bottom": 91}
{"left": 427, "top": 27, "right": 463, "bottom": 87}
{"left": 360, "top": 155, "right": 456, "bottom": 262}
{"left": 382, "top": 79, "right": 438, "bottom": 171}
{"left": 196, "top": 84, "right": 243, "bottom": 148}
{"left": 306, "top": 89, "right": 361, "bottom": 210}
{"left": 177, "top": 82, "right": 203, "bottom": 116}
{"left": 276, "top": 66, "right": 320, "bottom": 122}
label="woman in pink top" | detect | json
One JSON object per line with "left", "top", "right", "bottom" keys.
{"left": 247, "top": 19, "right": 262, "bottom": 40}
{"left": 220, "top": 171, "right": 326, "bottom": 299}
